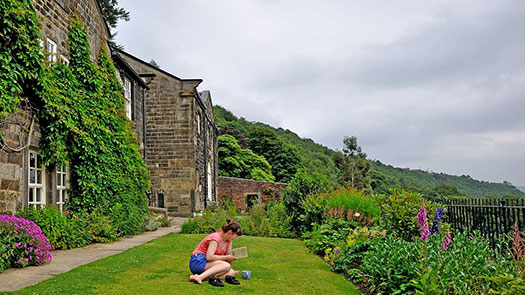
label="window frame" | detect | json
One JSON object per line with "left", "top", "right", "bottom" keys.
{"left": 28, "top": 150, "right": 46, "bottom": 209}
{"left": 56, "top": 164, "right": 68, "bottom": 212}
{"left": 45, "top": 38, "right": 57, "bottom": 63}
{"left": 124, "top": 77, "right": 132, "bottom": 120}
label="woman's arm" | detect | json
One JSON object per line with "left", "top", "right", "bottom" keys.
{"left": 225, "top": 242, "right": 233, "bottom": 256}
{"left": 206, "top": 241, "right": 236, "bottom": 262}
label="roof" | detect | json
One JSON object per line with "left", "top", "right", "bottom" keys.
{"left": 115, "top": 49, "right": 203, "bottom": 84}
{"left": 111, "top": 51, "right": 148, "bottom": 88}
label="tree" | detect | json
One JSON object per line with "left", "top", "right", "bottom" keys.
{"left": 248, "top": 127, "right": 302, "bottom": 183}
{"left": 217, "top": 134, "right": 274, "bottom": 181}
{"left": 282, "top": 169, "right": 331, "bottom": 235}
{"left": 333, "top": 136, "right": 371, "bottom": 192}
{"left": 98, "top": 0, "right": 129, "bottom": 49}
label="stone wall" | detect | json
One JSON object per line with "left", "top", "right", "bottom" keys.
{"left": 193, "top": 91, "right": 218, "bottom": 211}
{"left": 119, "top": 51, "right": 204, "bottom": 217}
{"left": 1, "top": 0, "right": 111, "bottom": 213}
{"left": 32, "top": 0, "right": 110, "bottom": 62}
{"left": 217, "top": 176, "right": 289, "bottom": 210}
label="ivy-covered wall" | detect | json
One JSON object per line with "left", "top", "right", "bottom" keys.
{"left": 0, "top": 0, "right": 150, "bottom": 235}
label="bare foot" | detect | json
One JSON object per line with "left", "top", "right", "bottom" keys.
{"left": 189, "top": 274, "right": 202, "bottom": 284}
{"left": 233, "top": 270, "right": 241, "bottom": 275}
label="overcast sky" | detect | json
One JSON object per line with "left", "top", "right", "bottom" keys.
{"left": 116, "top": 0, "right": 525, "bottom": 186}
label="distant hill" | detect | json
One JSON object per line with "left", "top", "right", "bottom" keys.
{"left": 371, "top": 161, "right": 525, "bottom": 199}
{"left": 214, "top": 105, "right": 525, "bottom": 199}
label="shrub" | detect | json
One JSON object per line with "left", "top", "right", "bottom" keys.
{"left": 157, "top": 216, "right": 170, "bottom": 227}
{"left": 73, "top": 212, "right": 117, "bottom": 243}
{"left": 181, "top": 209, "right": 228, "bottom": 234}
{"left": 282, "top": 169, "right": 331, "bottom": 235}
{"left": 0, "top": 215, "right": 53, "bottom": 270}
{"left": 238, "top": 204, "right": 272, "bottom": 237}
{"left": 376, "top": 189, "right": 441, "bottom": 241}
{"left": 142, "top": 216, "right": 159, "bottom": 232}
{"left": 266, "top": 202, "right": 295, "bottom": 238}
{"left": 17, "top": 206, "right": 72, "bottom": 250}
{"left": 303, "top": 218, "right": 354, "bottom": 255}
{"left": 109, "top": 202, "right": 143, "bottom": 237}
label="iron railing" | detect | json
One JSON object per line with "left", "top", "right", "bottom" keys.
{"left": 435, "top": 198, "right": 525, "bottom": 247}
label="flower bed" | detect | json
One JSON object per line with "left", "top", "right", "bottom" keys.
{"left": 0, "top": 215, "right": 53, "bottom": 271}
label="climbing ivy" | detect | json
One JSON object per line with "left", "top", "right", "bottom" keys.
{"left": 39, "top": 15, "right": 150, "bottom": 236}
{"left": 0, "top": 0, "right": 44, "bottom": 120}
{"left": 1, "top": 0, "right": 150, "bottom": 236}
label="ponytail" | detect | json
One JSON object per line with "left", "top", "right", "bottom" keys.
{"left": 222, "top": 219, "right": 243, "bottom": 236}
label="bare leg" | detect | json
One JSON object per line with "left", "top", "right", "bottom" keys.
{"left": 190, "top": 261, "right": 231, "bottom": 283}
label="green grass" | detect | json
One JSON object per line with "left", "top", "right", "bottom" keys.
{"left": 6, "top": 234, "right": 360, "bottom": 295}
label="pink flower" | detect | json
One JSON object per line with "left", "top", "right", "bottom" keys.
{"left": 442, "top": 233, "right": 451, "bottom": 249}
{"left": 417, "top": 204, "right": 427, "bottom": 231}
{"left": 421, "top": 224, "right": 430, "bottom": 241}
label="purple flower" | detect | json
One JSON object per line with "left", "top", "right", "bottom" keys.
{"left": 430, "top": 208, "right": 444, "bottom": 235}
{"left": 421, "top": 224, "right": 430, "bottom": 241}
{"left": 442, "top": 233, "right": 451, "bottom": 249}
{"left": 417, "top": 204, "right": 427, "bottom": 231}
{"left": 334, "top": 248, "right": 340, "bottom": 254}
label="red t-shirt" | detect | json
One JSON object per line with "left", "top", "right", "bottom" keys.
{"left": 191, "top": 232, "right": 230, "bottom": 256}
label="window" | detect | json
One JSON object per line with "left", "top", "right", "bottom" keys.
{"left": 207, "top": 163, "right": 212, "bottom": 201}
{"left": 45, "top": 38, "right": 57, "bottom": 63}
{"left": 124, "top": 77, "right": 132, "bottom": 119}
{"left": 196, "top": 113, "right": 201, "bottom": 134}
{"left": 28, "top": 151, "right": 45, "bottom": 209}
{"left": 60, "top": 55, "right": 69, "bottom": 65}
{"left": 56, "top": 165, "right": 67, "bottom": 212}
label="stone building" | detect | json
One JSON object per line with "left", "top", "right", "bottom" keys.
{"left": 217, "top": 176, "right": 289, "bottom": 211}
{"left": 115, "top": 50, "right": 219, "bottom": 217}
{"left": 0, "top": 0, "right": 217, "bottom": 217}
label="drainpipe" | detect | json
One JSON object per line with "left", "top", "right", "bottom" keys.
{"left": 142, "top": 87, "right": 147, "bottom": 159}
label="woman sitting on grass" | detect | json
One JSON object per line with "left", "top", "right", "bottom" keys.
{"left": 189, "top": 219, "right": 243, "bottom": 287}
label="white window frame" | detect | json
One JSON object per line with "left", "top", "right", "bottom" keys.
{"left": 207, "top": 162, "right": 213, "bottom": 201}
{"left": 60, "top": 54, "right": 69, "bottom": 65}
{"left": 56, "top": 164, "right": 68, "bottom": 212}
{"left": 45, "top": 38, "right": 57, "bottom": 63}
{"left": 197, "top": 113, "right": 201, "bottom": 134}
{"left": 28, "top": 150, "right": 46, "bottom": 209}
{"left": 124, "top": 77, "right": 132, "bottom": 119}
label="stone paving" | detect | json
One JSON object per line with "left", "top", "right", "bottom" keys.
{"left": 0, "top": 217, "right": 187, "bottom": 292}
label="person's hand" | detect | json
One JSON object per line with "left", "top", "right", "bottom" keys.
{"left": 225, "top": 255, "right": 237, "bottom": 262}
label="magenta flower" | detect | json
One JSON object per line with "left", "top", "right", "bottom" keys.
{"left": 442, "top": 233, "right": 451, "bottom": 249}
{"left": 417, "top": 204, "right": 427, "bottom": 231}
{"left": 421, "top": 224, "right": 430, "bottom": 241}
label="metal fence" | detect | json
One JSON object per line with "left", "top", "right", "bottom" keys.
{"left": 436, "top": 198, "right": 525, "bottom": 247}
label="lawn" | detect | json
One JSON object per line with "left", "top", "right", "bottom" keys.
{"left": 5, "top": 234, "right": 360, "bottom": 295}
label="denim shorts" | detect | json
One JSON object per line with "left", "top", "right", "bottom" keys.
{"left": 189, "top": 254, "right": 207, "bottom": 274}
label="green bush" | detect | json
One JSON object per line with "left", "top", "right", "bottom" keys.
{"left": 303, "top": 218, "right": 354, "bottom": 255}
{"left": 17, "top": 206, "right": 72, "bottom": 249}
{"left": 109, "top": 202, "right": 144, "bottom": 237}
{"left": 266, "top": 202, "right": 295, "bottom": 238}
{"left": 181, "top": 209, "right": 228, "bottom": 234}
{"left": 282, "top": 169, "right": 331, "bottom": 235}
{"left": 376, "top": 189, "right": 441, "bottom": 241}
{"left": 238, "top": 204, "right": 272, "bottom": 237}
{"left": 73, "top": 212, "right": 117, "bottom": 243}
